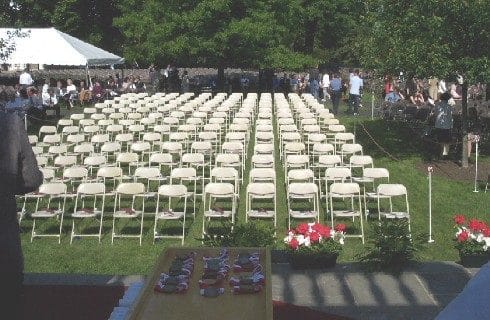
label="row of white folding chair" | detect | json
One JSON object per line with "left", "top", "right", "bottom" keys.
{"left": 27, "top": 180, "right": 188, "bottom": 246}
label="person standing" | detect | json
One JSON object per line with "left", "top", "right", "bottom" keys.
{"left": 434, "top": 92, "right": 453, "bottom": 157}
{"left": 0, "top": 97, "right": 43, "bottom": 319}
{"left": 321, "top": 71, "right": 330, "bottom": 101}
{"left": 181, "top": 70, "right": 190, "bottom": 93}
{"left": 329, "top": 73, "right": 342, "bottom": 115}
{"left": 19, "top": 68, "right": 34, "bottom": 88}
{"left": 348, "top": 69, "right": 363, "bottom": 115}
{"left": 428, "top": 76, "right": 439, "bottom": 101}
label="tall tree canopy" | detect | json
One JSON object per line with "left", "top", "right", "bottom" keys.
{"left": 115, "top": 0, "right": 317, "bottom": 70}
{"left": 358, "top": 0, "right": 489, "bottom": 81}
{"left": 0, "top": 0, "right": 122, "bottom": 54}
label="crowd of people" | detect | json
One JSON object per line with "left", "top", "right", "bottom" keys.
{"left": 0, "top": 68, "right": 152, "bottom": 121}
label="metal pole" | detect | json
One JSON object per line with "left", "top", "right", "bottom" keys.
{"left": 371, "top": 90, "right": 374, "bottom": 120}
{"left": 24, "top": 113, "right": 27, "bottom": 131}
{"left": 428, "top": 166, "right": 434, "bottom": 243}
{"left": 473, "top": 135, "right": 480, "bottom": 192}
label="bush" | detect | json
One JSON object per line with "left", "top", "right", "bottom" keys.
{"left": 200, "top": 221, "right": 276, "bottom": 247}
{"left": 358, "top": 219, "right": 424, "bottom": 273}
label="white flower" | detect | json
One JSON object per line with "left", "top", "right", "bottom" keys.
{"left": 303, "top": 236, "right": 311, "bottom": 247}
{"left": 297, "top": 234, "right": 306, "bottom": 246}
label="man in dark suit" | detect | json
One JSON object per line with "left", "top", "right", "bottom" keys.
{"left": 0, "top": 100, "right": 43, "bottom": 319}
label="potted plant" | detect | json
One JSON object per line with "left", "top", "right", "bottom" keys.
{"left": 453, "top": 215, "right": 490, "bottom": 268}
{"left": 284, "top": 222, "right": 345, "bottom": 269}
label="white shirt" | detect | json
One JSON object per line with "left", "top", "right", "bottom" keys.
{"left": 438, "top": 80, "right": 447, "bottom": 93}
{"left": 66, "top": 84, "right": 77, "bottom": 92}
{"left": 349, "top": 75, "right": 363, "bottom": 95}
{"left": 19, "top": 72, "right": 34, "bottom": 85}
{"left": 322, "top": 74, "right": 330, "bottom": 88}
{"left": 42, "top": 93, "right": 58, "bottom": 106}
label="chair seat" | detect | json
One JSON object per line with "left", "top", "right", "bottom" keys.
{"left": 382, "top": 212, "right": 410, "bottom": 219}
{"left": 290, "top": 210, "right": 317, "bottom": 218}
{"left": 155, "top": 210, "right": 185, "bottom": 220}
{"left": 352, "top": 177, "right": 374, "bottom": 183}
{"left": 248, "top": 210, "right": 275, "bottom": 218}
{"left": 365, "top": 192, "right": 391, "bottom": 199}
{"left": 113, "top": 209, "right": 142, "bottom": 218}
{"left": 204, "top": 209, "right": 232, "bottom": 218}
{"left": 73, "top": 209, "right": 102, "bottom": 218}
{"left": 332, "top": 210, "right": 361, "bottom": 217}
{"left": 32, "top": 209, "right": 62, "bottom": 218}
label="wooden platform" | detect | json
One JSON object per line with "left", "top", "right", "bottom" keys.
{"left": 128, "top": 247, "right": 272, "bottom": 320}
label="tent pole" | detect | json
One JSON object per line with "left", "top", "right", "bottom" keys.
{"left": 85, "top": 64, "right": 92, "bottom": 88}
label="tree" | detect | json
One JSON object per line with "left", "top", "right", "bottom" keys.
{"left": 114, "top": 0, "right": 318, "bottom": 75}
{"left": 357, "top": 0, "right": 489, "bottom": 82}
{"left": 0, "top": 0, "right": 122, "bottom": 55}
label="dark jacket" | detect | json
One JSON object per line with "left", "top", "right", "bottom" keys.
{"left": 0, "top": 110, "right": 43, "bottom": 273}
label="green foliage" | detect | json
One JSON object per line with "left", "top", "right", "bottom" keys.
{"left": 358, "top": 0, "right": 489, "bottom": 82}
{"left": 114, "top": 0, "right": 317, "bottom": 68}
{"left": 358, "top": 219, "right": 424, "bottom": 273}
{"left": 0, "top": 0, "right": 122, "bottom": 54}
{"left": 200, "top": 221, "right": 276, "bottom": 248}
{"left": 291, "top": 239, "right": 343, "bottom": 256}
{"left": 455, "top": 239, "right": 487, "bottom": 256}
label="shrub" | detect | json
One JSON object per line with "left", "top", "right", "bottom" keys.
{"left": 358, "top": 219, "right": 423, "bottom": 273}
{"left": 200, "top": 221, "right": 276, "bottom": 247}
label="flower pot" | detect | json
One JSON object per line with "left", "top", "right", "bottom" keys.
{"left": 459, "top": 252, "right": 490, "bottom": 268}
{"left": 289, "top": 253, "right": 338, "bottom": 270}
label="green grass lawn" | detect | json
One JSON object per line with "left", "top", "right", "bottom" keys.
{"left": 21, "top": 99, "right": 490, "bottom": 275}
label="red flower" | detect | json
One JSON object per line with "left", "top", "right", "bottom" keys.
{"left": 311, "top": 223, "right": 331, "bottom": 238}
{"left": 469, "top": 219, "right": 485, "bottom": 232}
{"left": 453, "top": 215, "right": 465, "bottom": 225}
{"left": 483, "top": 227, "right": 490, "bottom": 237}
{"left": 296, "top": 223, "right": 309, "bottom": 235}
{"left": 457, "top": 230, "right": 470, "bottom": 242}
{"left": 289, "top": 238, "right": 299, "bottom": 250}
{"left": 310, "top": 231, "right": 320, "bottom": 243}
{"left": 335, "top": 224, "right": 347, "bottom": 233}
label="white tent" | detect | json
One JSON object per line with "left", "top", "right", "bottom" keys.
{"left": 0, "top": 27, "right": 124, "bottom": 66}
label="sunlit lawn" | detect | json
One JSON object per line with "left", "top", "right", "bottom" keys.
{"left": 21, "top": 98, "right": 490, "bottom": 274}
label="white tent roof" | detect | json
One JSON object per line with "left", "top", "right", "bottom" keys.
{"left": 0, "top": 27, "right": 124, "bottom": 66}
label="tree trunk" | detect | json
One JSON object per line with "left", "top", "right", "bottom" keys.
{"left": 461, "top": 82, "right": 468, "bottom": 168}
{"left": 304, "top": 19, "right": 317, "bottom": 54}
{"left": 217, "top": 65, "right": 225, "bottom": 92}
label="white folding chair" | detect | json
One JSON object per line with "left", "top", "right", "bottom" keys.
{"left": 71, "top": 182, "right": 106, "bottom": 244}
{"left": 112, "top": 182, "right": 146, "bottom": 245}
{"left": 202, "top": 183, "right": 237, "bottom": 237}
{"left": 329, "top": 182, "right": 364, "bottom": 243}
{"left": 170, "top": 167, "right": 198, "bottom": 216}
{"left": 377, "top": 184, "right": 411, "bottom": 232}
{"left": 154, "top": 185, "right": 187, "bottom": 245}
{"left": 246, "top": 183, "right": 276, "bottom": 228}
{"left": 287, "top": 182, "right": 319, "bottom": 229}
{"left": 30, "top": 182, "right": 67, "bottom": 243}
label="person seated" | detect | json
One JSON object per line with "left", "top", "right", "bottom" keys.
{"left": 25, "top": 87, "right": 45, "bottom": 121}
{"left": 410, "top": 90, "right": 425, "bottom": 106}
{"left": 131, "top": 76, "right": 146, "bottom": 93}
{"left": 42, "top": 79, "right": 50, "bottom": 96}
{"left": 42, "top": 88, "right": 60, "bottom": 117}
{"left": 121, "top": 77, "right": 131, "bottom": 93}
{"left": 55, "top": 80, "right": 64, "bottom": 100}
{"left": 91, "top": 80, "right": 104, "bottom": 102}
{"left": 450, "top": 83, "right": 462, "bottom": 100}
{"left": 64, "top": 79, "right": 78, "bottom": 109}
{"left": 106, "top": 78, "right": 118, "bottom": 97}
{"left": 384, "top": 87, "right": 404, "bottom": 103}
{"left": 79, "top": 80, "right": 92, "bottom": 104}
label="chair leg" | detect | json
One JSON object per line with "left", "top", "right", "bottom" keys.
{"left": 31, "top": 219, "right": 36, "bottom": 243}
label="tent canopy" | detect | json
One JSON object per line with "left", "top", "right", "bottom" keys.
{"left": 0, "top": 27, "right": 124, "bottom": 66}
